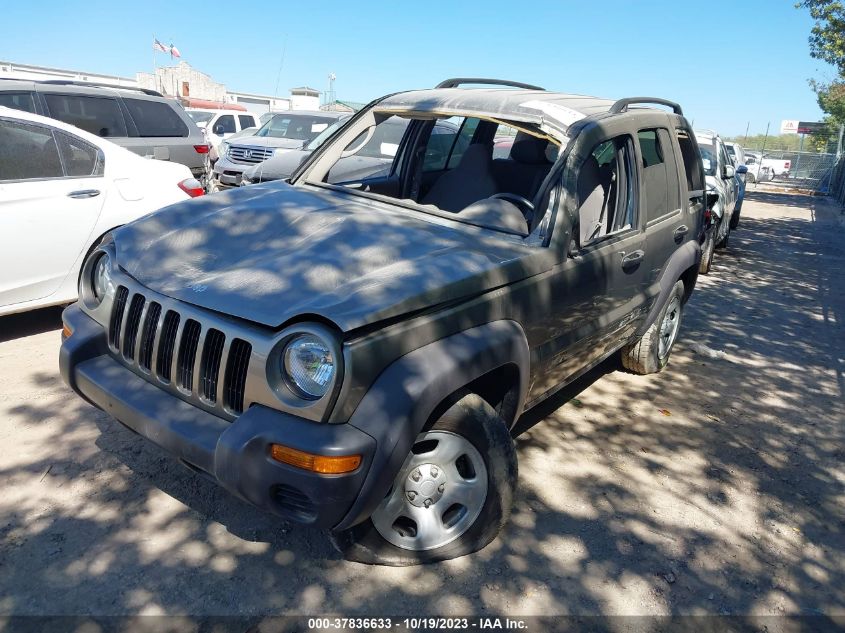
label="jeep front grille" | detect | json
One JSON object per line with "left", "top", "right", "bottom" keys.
{"left": 228, "top": 145, "right": 274, "bottom": 164}
{"left": 107, "top": 285, "right": 253, "bottom": 418}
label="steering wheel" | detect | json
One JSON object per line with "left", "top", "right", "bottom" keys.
{"left": 490, "top": 193, "right": 535, "bottom": 224}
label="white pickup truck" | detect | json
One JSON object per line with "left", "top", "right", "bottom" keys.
{"left": 746, "top": 150, "right": 790, "bottom": 178}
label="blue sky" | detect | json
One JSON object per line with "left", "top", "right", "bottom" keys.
{"left": 0, "top": 0, "right": 835, "bottom": 136}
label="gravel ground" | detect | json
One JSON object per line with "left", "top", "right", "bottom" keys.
{"left": 0, "top": 189, "right": 843, "bottom": 621}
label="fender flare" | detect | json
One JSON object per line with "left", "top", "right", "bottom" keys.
{"left": 635, "top": 239, "right": 700, "bottom": 337}
{"left": 334, "top": 319, "right": 530, "bottom": 530}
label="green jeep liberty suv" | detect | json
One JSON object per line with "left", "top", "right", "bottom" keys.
{"left": 61, "top": 78, "right": 706, "bottom": 565}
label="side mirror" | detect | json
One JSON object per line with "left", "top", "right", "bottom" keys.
{"left": 736, "top": 165, "right": 748, "bottom": 175}
{"left": 723, "top": 164, "right": 735, "bottom": 179}
{"left": 213, "top": 124, "right": 226, "bottom": 135}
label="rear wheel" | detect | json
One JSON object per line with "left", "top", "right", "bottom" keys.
{"left": 331, "top": 395, "right": 517, "bottom": 566}
{"left": 621, "top": 280, "right": 685, "bottom": 375}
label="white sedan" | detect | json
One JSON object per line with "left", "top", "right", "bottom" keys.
{"left": 0, "top": 106, "right": 204, "bottom": 317}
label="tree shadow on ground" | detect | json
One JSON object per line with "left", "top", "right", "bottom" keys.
{"left": 0, "top": 193, "right": 843, "bottom": 621}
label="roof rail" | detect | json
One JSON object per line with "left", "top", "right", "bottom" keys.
{"left": 609, "top": 97, "right": 683, "bottom": 115}
{"left": 435, "top": 77, "right": 544, "bottom": 91}
{"left": 38, "top": 79, "right": 164, "bottom": 97}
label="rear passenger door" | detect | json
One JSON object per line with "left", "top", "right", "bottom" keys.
{"left": 638, "top": 126, "right": 689, "bottom": 303}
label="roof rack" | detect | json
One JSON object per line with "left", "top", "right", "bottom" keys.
{"left": 435, "top": 78, "right": 545, "bottom": 91}
{"left": 609, "top": 97, "right": 683, "bottom": 116}
{"left": 38, "top": 79, "right": 164, "bottom": 97}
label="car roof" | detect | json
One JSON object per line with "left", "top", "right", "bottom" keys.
{"left": 376, "top": 88, "right": 637, "bottom": 136}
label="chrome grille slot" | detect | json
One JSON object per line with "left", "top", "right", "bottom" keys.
{"left": 224, "top": 339, "right": 252, "bottom": 414}
{"left": 109, "top": 286, "right": 129, "bottom": 347}
{"left": 228, "top": 145, "right": 275, "bottom": 164}
{"left": 156, "top": 310, "right": 180, "bottom": 381}
{"left": 177, "top": 319, "right": 202, "bottom": 391}
{"left": 122, "top": 294, "right": 145, "bottom": 360}
{"left": 199, "top": 329, "right": 225, "bottom": 403}
{"left": 138, "top": 302, "right": 161, "bottom": 371}
{"left": 100, "top": 274, "right": 257, "bottom": 422}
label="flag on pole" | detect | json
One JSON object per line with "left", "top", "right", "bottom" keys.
{"left": 153, "top": 38, "right": 169, "bottom": 53}
{"left": 170, "top": 43, "right": 181, "bottom": 59}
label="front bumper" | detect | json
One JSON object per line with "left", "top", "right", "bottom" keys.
{"left": 60, "top": 304, "right": 375, "bottom": 529}
{"left": 212, "top": 156, "right": 253, "bottom": 187}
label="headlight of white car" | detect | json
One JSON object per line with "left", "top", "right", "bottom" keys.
{"left": 282, "top": 333, "right": 335, "bottom": 400}
{"left": 274, "top": 147, "right": 292, "bottom": 157}
{"left": 91, "top": 252, "right": 113, "bottom": 304}
{"left": 221, "top": 142, "right": 230, "bottom": 157}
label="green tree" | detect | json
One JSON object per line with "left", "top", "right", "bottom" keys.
{"left": 797, "top": 1, "right": 845, "bottom": 74}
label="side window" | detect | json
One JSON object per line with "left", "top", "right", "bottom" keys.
{"left": 238, "top": 115, "right": 255, "bottom": 130}
{"left": 327, "top": 116, "right": 406, "bottom": 184}
{"left": 576, "top": 136, "right": 634, "bottom": 246}
{"left": 56, "top": 131, "right": 104, "bottom": 178}
{"left": 638, "top": 128, "right": 671, "bottom": 223}
{"left": 0, "top": 118, "right": 64, "bottom": 181}
{"left": 0, "top": 92, "right": 37, "bottom": 114}
{"left": 676, "top": 130, "right": 704, "bottom": 193}
{"left": 43, "top": 94, "right": 127, "bottom": 137}
{"left": 421, "top": 117, "right": 481, "bottom": 173}
{"left": 122, "top": 98, "right": 189, "bottom": 137}
{"left": 214, "top": 114, "right": 236, "bottom": 135}
{"left": 422, "top": 123, "right": 458, "bottom": 172}
{"left": 446, "top": 117, "right": 481, "bottom": 169}
{"left": 717, "top": 141, "right": 731, "bottom": 176}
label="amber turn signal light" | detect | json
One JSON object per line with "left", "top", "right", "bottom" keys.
{"left": 270, "top": 444, "right": 361, "bottom": 474}
{"left": 62, "top": 324, "right": 73, "bottom": 339}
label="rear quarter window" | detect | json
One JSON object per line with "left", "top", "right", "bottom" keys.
{"left": 123, "top": 98, "right": 189, "bottom": 137}
{"left": 0, "top": 92, "right": 37, "bottom": 114}
{"left": 43, "top": 93, "right": 127, "bottom": 137}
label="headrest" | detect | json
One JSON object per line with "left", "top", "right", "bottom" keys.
{"left": 457, "top": 143, "right": 493, "bottom": 172}
{"left": 510, "top": 131, "right": 550, "bottom": 165}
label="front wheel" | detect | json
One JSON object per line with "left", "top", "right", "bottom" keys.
{"left": 331, "top": 395, "right": 517, "bottom": 566}
{"left": 621, "top": 280, "right": 685, "bottom": 375}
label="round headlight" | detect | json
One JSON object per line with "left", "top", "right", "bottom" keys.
{"left": 282, "top": 333, "right": 335, "bottom": 400}
{"left": 91, "top": 253, "right": 112, "bottom": 302}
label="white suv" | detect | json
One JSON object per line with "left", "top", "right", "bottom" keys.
{"left": 186, "top": 109, "right": 258, "bottom": 161}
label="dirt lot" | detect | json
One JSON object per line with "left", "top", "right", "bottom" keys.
{"left": 0, "top": 190, "right": 843, "bottom": 621}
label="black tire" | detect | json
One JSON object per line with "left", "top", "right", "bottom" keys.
{"left": 621, "top": 280, "right": 685, "bottom": 375}
{"left": 699, "top": 228, "right": 715, "bottom": 274}
{"left": 729, "top": 207, "right": 741, "bottom": 230}
{"left": 746, "top": 172, "right": 756, "bottom": 184}
{"left": 331, "top": 394, "right": 517, "bottom": 566}
{"left": 716, "top": 222, "right": 730, "bottom": 249}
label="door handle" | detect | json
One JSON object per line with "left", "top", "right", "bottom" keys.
{"left": 68, "top": 189, "right": 101, "bottom": 199}
{"left": 621, "top": 250, "right": 644, "bottom": 270}
{"left": 673, "top": 225, "right": 689, "bottom": 242}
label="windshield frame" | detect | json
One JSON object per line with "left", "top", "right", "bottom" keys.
{"left": 291, "top": 104, "right": 566, "bottom": 242}
{"left": 187, "top": 111, "right": 214, "bottom": 124}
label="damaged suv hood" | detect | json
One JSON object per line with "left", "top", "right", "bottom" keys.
{"left": 113, "top": 184, "right": 546, "bottom": 331}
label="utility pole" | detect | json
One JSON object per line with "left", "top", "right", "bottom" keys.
{"left": 743, "top": 121, "right": 750, "bottom": 146}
